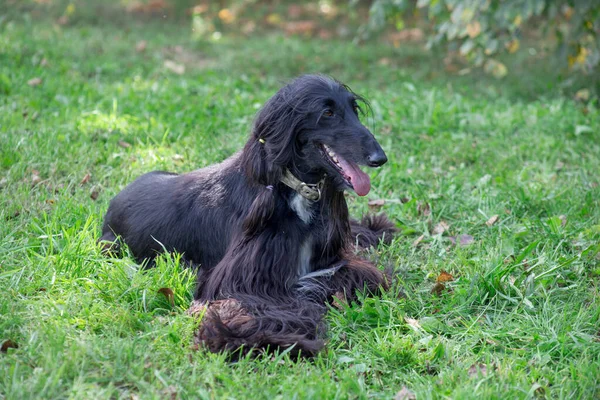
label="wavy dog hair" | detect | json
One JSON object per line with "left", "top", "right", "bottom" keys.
{"left": 100, "top": 75, "right": 397, "bottom": 357}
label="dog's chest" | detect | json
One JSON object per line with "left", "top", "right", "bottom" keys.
{"left": 289, "top": 193, "right": 314, "bottom": 224}
{"left": 289, "top": 193, "right": 315, "bottom": 276}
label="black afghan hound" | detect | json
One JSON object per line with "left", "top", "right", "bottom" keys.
{"left": 100, "top": 75, "right": 397, "bottom": 357}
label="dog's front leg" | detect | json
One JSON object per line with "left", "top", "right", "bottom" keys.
{"left": 194, "top": 229, "right": 302, "bottom": 301}
{"left": 296, "top": 255, "right": 388, "bottom": 304}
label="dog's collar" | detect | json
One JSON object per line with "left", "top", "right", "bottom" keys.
{"left": 280, "top": 169, "right": 325, "bottom": 202}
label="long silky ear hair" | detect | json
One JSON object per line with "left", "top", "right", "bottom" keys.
{"left": 239, "top": 84, "right": 300, "bottom": 236}
{"left": 240, "top": 86, "right": 301, "bottom": 186}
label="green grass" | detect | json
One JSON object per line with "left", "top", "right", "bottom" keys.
{"left": 1, "top": 8, "right": 600, "bottom": 400}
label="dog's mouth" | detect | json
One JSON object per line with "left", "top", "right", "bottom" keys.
{"left": 321, "top": 144, "right": 371, "bottom": 196}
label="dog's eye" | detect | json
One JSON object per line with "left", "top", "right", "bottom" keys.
{"left": 323, "top": 109, "right": 334, "bottom": 117}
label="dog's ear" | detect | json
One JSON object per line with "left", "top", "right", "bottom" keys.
{"left": 241, "top": 92, "right": 297, "bottom": 185}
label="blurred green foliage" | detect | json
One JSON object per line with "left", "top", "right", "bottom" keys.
{"left": 360, "top": 0, "right": 599, "bottom": 91}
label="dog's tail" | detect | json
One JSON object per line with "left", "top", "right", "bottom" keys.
{"left": 191, "top": 295, "right": 327, "bottom": 359}
{"left": 350, "top": 213, "right": 398, "bottom": 249}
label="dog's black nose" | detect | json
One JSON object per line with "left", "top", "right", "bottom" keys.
{"left": 367, "top": 151, "right": 388, "bottom": 167}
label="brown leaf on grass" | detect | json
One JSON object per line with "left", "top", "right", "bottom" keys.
{"left": 57, "top": 16, "right": 68, "bottom": 25}
{"left": 436, "top": 270, "right": 454, "bottom": 283}
{"left": 368, "top": 199, "right": 385, "bottom": 212}
{"left": 80, "top": 173, "right": 91, "bottom": 186}
{"left": 161, "top": 385, "right": 177, "bottom": 400}
{"left": 468, "top": 363, "right": 488, "bottom": 378}
{"left": 559, "top": 215, "right": 567, "bottom": 227}
{"left": 404, "top": 317, "right": 421, "bottom": 330}
{"left": 486, "top": 215, "right": 499, "bottom": 226}
{"left": 400, "top": 197, "right": 410, "bottom": 204}
{"left": 118, "top": 140, "right": 132, "bottom": 148}
{"left": 40, "top": 58, "right": 48, "bottom": 67}
{"left": 459, "top": 235, "right": 474, "bottom": 246}
{"left": 432, "top": 221, "right": 449, "bottom": 235}
{"left": 135, "top": 40, "right": 148, "bottom": 53}
{"left": 431, "top": 282, "right": 446, "bottom": 295}
{"left": 31, "top": 171, "right": 42, "bottom": 186}
{"left": 164, "top": 60, "right": 185, "bottom": 75}
{"left": 1, "top": 339, "right": 18, "bottom": 353}
{"left": 332, "top": 291, "right": 347, "bottom": 310}
{"left": 412, "top": 234, "right": 425, "bottom": 247}
{"left": 27, "top": 77, "right": 43, "bottom": 87}
{"left": 394, "top": 386, "right": 416, "bottom": 400}
{"left": 158, "top": 287, "right": 175, "bottom": 307}
{"left": 417, "top": 202, "right": 431, "bottom": 217}
{"left": 90, "top": 187, "right": 100, "bottom": 201}
{"left": 448, "top": 234, "right": 475, "bottom": 246}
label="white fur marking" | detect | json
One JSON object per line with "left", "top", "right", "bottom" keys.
{"left": 297, "top": 237, "right": 313, "bottom": 278}
{"left": 290, "top": 193, "right": 314, "bottom": 224}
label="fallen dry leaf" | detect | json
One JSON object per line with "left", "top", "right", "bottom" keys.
{"left": 436, "top": 270, "right": 454, "bottom": 283}
{"left": 486, "top": 215, "right": 499, "bottom": 227}
{"left": 135, "top": 40, "right": 148, "bottom": 52}
{"left": 158, "top": 287, "right": 175, "bottom": 306}
{"left": 31, "top": 172, "right": 42, "bottom": 186}
{"left": 449, "top": 234, "right": 475, "bottom": 246}
{"left": 80, "top": 173, "right": 91, "bottom": 185}
{"left": 417, "top": 202, "right": 431, "bottom": 217}
{"left": 1, "top": 339, "right": 18, "bottom": 353}
{"left": 27, "top": 77, "right": 43, "bottom": 87}
{"left": 559, "top": 215, "right": 567, "bottom": 227}
{"left": 164, "top": 60, "right": 185, "bottom": 75}
{"left": 412, "top": 234, "right": 425, "bottom": 247}
{"left": 90, "top": 187, "right": 100, "bottom": 201}
{"left": 57, "top": 15, "right": 68, "bottom": 25}
{"left": 394, "top": 386, "right": 416, "bottom": 400}
{"left": 161, "top": 385, "right": 177, "bottom": 400}
{"left": 431, "top": 282, "right": 446, "bottom": 295}
{"left": 40, "top": 58, "right": 48, "bottom": 67}
{"left": 432, "top": 221, "right": 449, "bottom": 235}
{"left": 404, "top": 317, "right": 421, "bottom": 330}
{"left": 118, "top": 140, "right": 132, "bottom": 148}
{"left": 332, "top": 291, "right": 348, "bottom": 310}
{"left": 368, "top": 199, "right": 385, "bottom": 211}
{"left": 468, "top": 363, "right": 488, "bottom": 378}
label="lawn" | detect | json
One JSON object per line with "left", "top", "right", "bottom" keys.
{"left": 1, "top": 7, "right": 600, "bottom": 400}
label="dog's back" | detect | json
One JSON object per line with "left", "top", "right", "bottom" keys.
{"left": 100, "top": 154, "right": 254, "bottom": 267}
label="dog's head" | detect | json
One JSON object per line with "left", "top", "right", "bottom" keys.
{"left": 244, "top": 75, "right": 387, "bottom": 197}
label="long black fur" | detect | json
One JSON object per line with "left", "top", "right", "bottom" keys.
{"left": 100, "top": 75, "right": 397, "bottom": 356}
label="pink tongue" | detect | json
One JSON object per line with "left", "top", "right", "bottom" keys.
{"left": 336, "top": 156, "right": 371, "bottom": 196}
